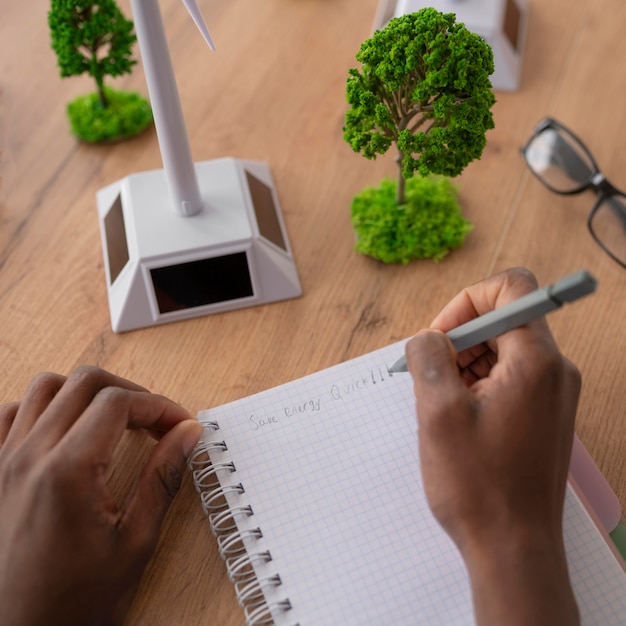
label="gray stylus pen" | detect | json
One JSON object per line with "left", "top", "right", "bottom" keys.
{"left": 388, "top": 269, "right": 598, "bottom": 373}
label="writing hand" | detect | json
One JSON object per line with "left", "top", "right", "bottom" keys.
{"left": 405, "top": 268, "right": 581, "bottom": 626}
{"left": 0, "top": 367, "right": 203, "bottom": 626}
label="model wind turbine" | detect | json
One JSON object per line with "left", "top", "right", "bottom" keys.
{"left": 96, "top": 0, "right": 301, "bottom": 332}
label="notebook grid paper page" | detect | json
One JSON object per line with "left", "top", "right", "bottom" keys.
{"left": 196, "top": 340, "right": 626, "bottom": 626}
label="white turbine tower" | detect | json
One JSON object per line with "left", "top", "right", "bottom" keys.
{"left": 132, "top": 0, "right": 214, "bottom": 216}
{"left": 96, "top": 0, "right": 301, "bottom": 332}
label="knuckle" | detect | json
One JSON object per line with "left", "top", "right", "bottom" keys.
{"left": 65, "top": 367, "right": 132, "bottom": 412}
{"left": 0, "top": 447, "right": 30, "bottom": 485}
{"left": 563, "top": 357, "right": 582, "bottom": 393}
{"left": 67, "top": 365, "right": 108, "bottom": 387}
{"left": 156, "top": 461, "right": 184, "bottom": 501}
{"left": 527, "top": 346, "right": 562, "bottom": 382}
{"left": 25, "top": 371, "right": 66, "bottom": 403}
{"left": 2, "top": 446, "right": 76, "bottom": 498}
{"left": 525, "top": 343, "right": 576, "bottom": 394}
{"left": 93, "top": 385, "right": 131, "bottom": 412}
{"left": 501, "top": 266, "right": 539, "bottom": 292}
{"left": 0, "top": 401, "right": 19, "bottom": 423}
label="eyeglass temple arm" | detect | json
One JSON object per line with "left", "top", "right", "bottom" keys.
{"left": 605, "top": 195, "right": 626, "bottom": 231}
{"left": 589, "top": 173, "right": 626, "bottom": 231}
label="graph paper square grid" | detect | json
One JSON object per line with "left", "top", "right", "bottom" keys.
{"left": 198, "top": 340, "right": 626, "bottom": 626}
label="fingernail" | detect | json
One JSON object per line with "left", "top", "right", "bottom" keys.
{"left": 182, "top": 420, "right": 204, "bottom": 457}
{"left": 418, "top": 328, "right": 443, "bottom": 335}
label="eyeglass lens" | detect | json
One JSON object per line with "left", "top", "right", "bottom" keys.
{"left": 590, "top": 195, "right": 626, "bottom": 267}
{"left": 525, "top": 127, "right": 596, "bottom": 193}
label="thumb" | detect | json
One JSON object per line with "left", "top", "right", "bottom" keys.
{"left": 406, "top": 329, "right": 459, "bottom": 387}
{"left": 123, "top": 419, "right": 203, "bottom": 546}
{"left": 405, "top": 330, "right": 467, "bottom": 427}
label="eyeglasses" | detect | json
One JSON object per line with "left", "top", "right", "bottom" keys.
{"left": 521, "top": 117, "right": 626, "bottom": 268}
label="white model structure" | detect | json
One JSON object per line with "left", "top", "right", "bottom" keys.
{"left": 373, "top": 0, "right": 528, "bottom": 91}
{"left": 96, "top": 0, "right": 301, "bottom": 332}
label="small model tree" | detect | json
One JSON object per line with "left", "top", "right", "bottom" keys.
{"left": 343, "top": 8, "right": 496, "bottom": 263}
{"left": 49, "top": 0, "right": 152, "bottom": 142}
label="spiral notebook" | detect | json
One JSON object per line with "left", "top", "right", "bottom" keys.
{"left": 190, "top": 340, "right": 626, "bottom": 626}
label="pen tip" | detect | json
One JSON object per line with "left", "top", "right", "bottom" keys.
{"left": 387, "top": 359, "right": 408, "bottom": 373}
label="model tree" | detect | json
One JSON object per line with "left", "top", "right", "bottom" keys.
{"left": 343, "top": 8, "right": 496, "bottom": 263}
{"left": 49, "top": 0, "right": 152, "bottom": 142}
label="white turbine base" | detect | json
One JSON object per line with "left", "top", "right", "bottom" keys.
{"left": 96, "top": 157, "right": 302, "bottom": 332}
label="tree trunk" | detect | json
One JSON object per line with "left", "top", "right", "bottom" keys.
{"left": 96, "top": 76, "right": 108, "bottom": 108}
{"left": 91, "top": 49, "right": 108, "bottom": 108}
{"left": 395, "top": 152, "right": 406, "bottom": 205}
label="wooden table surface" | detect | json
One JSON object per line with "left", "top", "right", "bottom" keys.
{"left": 1, "top": 0, "right": 625, "bottom": 623}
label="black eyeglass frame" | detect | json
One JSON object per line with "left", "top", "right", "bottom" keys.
{"left": 521, "top": 117, "right": 626, "bottom": 269}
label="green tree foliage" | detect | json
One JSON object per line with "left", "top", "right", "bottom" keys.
{"left": 344, "top": 9, "right": 496, "bottom": 205}
{"left": 49, "top": 0, "right": 138, "bottom": 108}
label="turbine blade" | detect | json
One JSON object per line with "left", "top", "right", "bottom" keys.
{"left": 182, "top": 0, "right": 216, "bottom": 50}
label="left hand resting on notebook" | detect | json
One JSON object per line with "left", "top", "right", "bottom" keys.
{"left": 0, "top": 367, "right": 202, "bottom": 626}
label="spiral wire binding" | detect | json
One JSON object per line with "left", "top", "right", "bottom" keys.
{"left": 209, "top": 505, "right": 254, "bottom": 535}
{"left": 227, "top": 550, "right": 273, "bottom": 583}
{"left": 189, "top": 420, "right": 297, "bottom": 626}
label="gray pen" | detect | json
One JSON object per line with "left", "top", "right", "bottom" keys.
{"left": 388, "top": 269, "right": 598, "bottom": 373}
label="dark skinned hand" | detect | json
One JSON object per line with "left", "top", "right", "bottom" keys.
{"left": 406, "top": 268, "right": 581, "bottom": 626}
{"left": 0, "top": 367, "right": 203, "bottom": 626}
